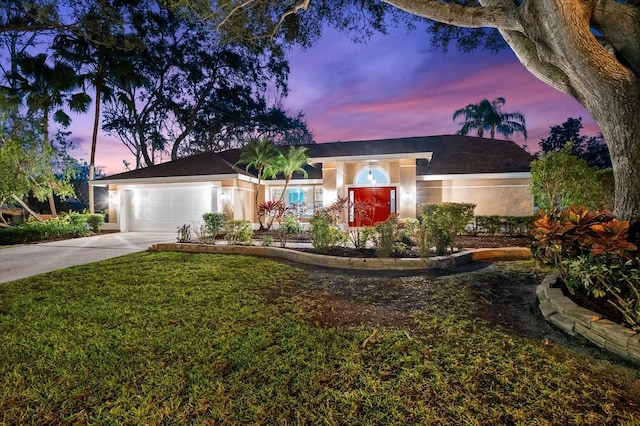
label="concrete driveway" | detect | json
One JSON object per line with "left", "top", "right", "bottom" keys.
{"left": 0, "top": 232, "right": 175, "bottom": 284}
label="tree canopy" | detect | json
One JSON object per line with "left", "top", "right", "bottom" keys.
{"left": 452, "top": 97, "right": 527, "bottom": 140}
{"left": 194, "top": 0, "right": 639, "bottom": 232}
{"left": 539, "top": 117, "right": 611, "bottom": 170}
{"left": 1, "top": 0, "right": 311, "bottom": 171}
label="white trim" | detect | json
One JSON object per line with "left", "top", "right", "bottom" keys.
{"left": 308, "top": 152, "right": 432, "bottom": 163}
{"left": 347, "top": 182, "right": 400, "bottom": 189}
{"left": 418, "top": 172, "right": 531, "bottom": 181}
{"left": 116, "top": 181, "right": 221, "bottom": 189}
{"left": 90, "top": 173, "right": 256, "bottom": 186}
{"left": 264, "top": 179, "right": 323, "bottom": 185}
{"left": 424, "top": 184, "right": 530, "bottom": 189}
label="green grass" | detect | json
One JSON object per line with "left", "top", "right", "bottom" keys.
{"left": 1, "top": 253, "right": 638, "bottom": 425}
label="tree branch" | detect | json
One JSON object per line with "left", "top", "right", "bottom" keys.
{"left": 381, "top": 0, "right": 523, "bottom": 31}
{"left": 216, "top": 0, "right": 257, "bottom": 30}
{"left": 497, "top": 28, "right": 577, "bottom": 99}
{"left": 591, "top": 0, "right": 640, "bottom": 73}
{"left": 267, "top": 0, "right": 311, "bottom": 38}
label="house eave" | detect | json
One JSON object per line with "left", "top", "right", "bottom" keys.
{"left": 262, "top": 178, "right": 323, "bottom": 185}
{"left": 308, "top": 152, "right": 433, "bottom": 164}
{"left": 418, "top": 172, "right": 531, "bottom": 181}
{"left": 90, "top": 173, "right": 256, "bottom": 186}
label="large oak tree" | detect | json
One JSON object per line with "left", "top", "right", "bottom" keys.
{"left": 2, "top": 0, "right": 638, "bottom": 232}
{"left": 200, "top": 0, "right": 639, "bottom": 234}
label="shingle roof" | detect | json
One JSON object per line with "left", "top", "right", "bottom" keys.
{"left": 100, "top": 150, "right": 252, "bottom": 180}
{"left": 98, "top": 135, "right": 533, "bottom": 181}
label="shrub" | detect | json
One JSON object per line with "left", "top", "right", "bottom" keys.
{"left": 398, "top": 218, "right": 419, "bottom": 246}
{"left": 223, "top": 220, "right": 254, "bottom": 245}
{"left": 374, "top": 215, "right": 399, "bottom": 258}
{"left": 176, "top": 224, "right": 192, "bottom": 243}
{"left": 61, "top": 211, "right": 87, "bottom": 226}
{"left": 0, "top": 220, "right": 90, "bottom": 244}
{"left": 475, "top": 215, "right": 501, "bottom": 235}
{"left": 261, "top": 235, "right": 274, "bottom": 246}
{"left": 85, "top": 214, "right": 104, "bottom": 233}
{"left": 258, "top": 200, "right": 285, "bottom": 230}
{"left": 565, "top": 255, "right": 639, "bottom": 329}
{"left": 192, "top": 224, "right": 213, "bottom": 244}
{"left": 505, "top": 216, "right": 533, "bottom": 235}
{"left": 202, "top": 212, "right": 227, "bottom": 240}
{"left": 530, "top": 146, "right": 604, "bottom": 210}
{"left": 421, "top": 203, "right": 476, "bottom": 255}
{"left": 282, "top": 213, "right": 301, "bottom": 234}
{"left": 309, "top": 212, "right": 344, "bottom": 254}
{"left": 349, "top": 226, "right": 374, "bottom": 250}
{"left": 531, "top": 206, "right": 639, "bottom": 329}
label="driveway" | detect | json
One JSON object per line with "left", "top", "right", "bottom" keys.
{"left": 0, "top": 232, "right": 175, "bottom": 284}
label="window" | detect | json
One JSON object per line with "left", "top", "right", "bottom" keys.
{"left": 355, "top": 165, "right": 389, "bottom": 185}
{"left": 269, "top": 185, "right": 322, "bottom": 217}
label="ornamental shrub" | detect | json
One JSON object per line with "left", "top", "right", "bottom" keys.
{"left": 223, "top": 220, "right": 254, "bottom": 245}
{"left": 374, "top": 215, "right": 399, "bottom": 258}
{"left": 530, "top": 146, "right": 604, "bottom": 210}
{"left": 176, "top": 224, "right": 191, "bottom": 243}
{"left": 85, "top": 214, "right": 104, "bottom": 233}
{"left": 0, "top": 220, "right": 90, "bottom": 244}
{"left": 420, "top": 202, "right": 476, "bottom": 255}
{"left": 202, "top": 212, "right": 227, "bottom": 241}
{"left": 309, "top": 212, "right": 344, "bottom": 254}
{"left": 282, "top": 213, "right": 301, "bottom": 234}
{"left": 531, "top": 206, "right": 639, "bottom": 330}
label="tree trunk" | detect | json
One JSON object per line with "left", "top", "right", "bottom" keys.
{"left": 11, "top": 193, "right": 43, "bottom": 222}
{"left": 591, "top": 98, "right": 640, "bottom": 242}
{"left": 42, "top": 108, "right": 58, "bottom": 218}
{"left": 89, "top": 82, "right": 103, "bottom": 214}
{"left": 477, "top": 0, "right": 640, "bottom": 235}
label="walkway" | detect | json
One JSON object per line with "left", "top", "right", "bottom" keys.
{"left": 0, "top": 232, "right": 175, "bottom": 284}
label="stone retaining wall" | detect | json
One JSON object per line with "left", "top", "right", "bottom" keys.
{"left": 537, "top": 274, "right": 640, "bottom": 363}
{"left": 148, "top": 243, "right": 530, "bottom": 271}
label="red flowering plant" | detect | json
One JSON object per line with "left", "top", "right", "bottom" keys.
{"left": 258, "top": 200, "right": 285, "bottom": 231}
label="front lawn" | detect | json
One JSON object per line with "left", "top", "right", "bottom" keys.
{"left": 0, "top": 253, "right": 638, "bottom": 424}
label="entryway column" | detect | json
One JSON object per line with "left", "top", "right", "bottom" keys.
{"left": 399, "top": 159, "right": 417, "bottom": 218}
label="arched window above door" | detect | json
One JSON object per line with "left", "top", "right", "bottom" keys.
{"left": 355, "top": 165, "right": 389, "bottom": 185}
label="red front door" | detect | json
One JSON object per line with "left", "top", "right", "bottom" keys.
{"left": 348, "top": 187, "right": 396, "bottom": 226}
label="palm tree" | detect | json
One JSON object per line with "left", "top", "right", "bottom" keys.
{"left": 14, "top": 53, "right": 91, "bottom": 216}
{"left": 268, "top": 145, "right": 310, "bottom": 201}
{"left": 54, "top": 34, "right": 117, "bottom": 213}
{"left": 237, "top": 138, "right": 279, "bottom": 229}
{"left": 263, "top": 145, "right": 309, "bottom": 229}
{"left": 452, "top": 97, "right": 527, "bottom": 140}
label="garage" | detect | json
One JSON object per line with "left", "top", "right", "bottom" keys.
{"left": 123, "top": 185, "right": 217, "bottom": 232}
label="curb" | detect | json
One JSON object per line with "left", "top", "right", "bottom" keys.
{"left": 536, "top": 274, "right": 640, "bottom": 363}
{"left": 148, "top": 243, "right": 531, "bottom": 271}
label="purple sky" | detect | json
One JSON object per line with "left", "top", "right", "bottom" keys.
{"left": 68, "top": 25, "right": 600, "bottom": 176}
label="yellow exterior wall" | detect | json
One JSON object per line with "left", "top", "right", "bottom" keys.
{"left": 220, "top": 178, "right": 254, "bottom": 221}
{"left": 398, "top": 160, "right": 416, "bottom": 218}
{"left": 416, "top": 178, "right": 533, "bottom": 216}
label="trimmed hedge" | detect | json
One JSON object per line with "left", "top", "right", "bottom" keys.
{"left": 0, "top": 220, "right": 91, "bottom": 245}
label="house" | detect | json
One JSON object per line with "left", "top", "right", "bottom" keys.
{"left": 92, "top": 135, "right": 534, "bottom": 232}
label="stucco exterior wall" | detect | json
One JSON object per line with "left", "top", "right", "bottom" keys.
{"left": 220, "top": 179, "right": 254, "bottom": 221}
{"left": 416, "top": 177, "right": 533, "bottom": 216}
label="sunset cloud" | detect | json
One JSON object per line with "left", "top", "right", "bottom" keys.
{"left": 69, "top": 25, "right": 600, "bottom": 175}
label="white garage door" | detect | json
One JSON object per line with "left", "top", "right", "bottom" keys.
{"left": 126, "top": 186, "right": 215, "bottom": 232}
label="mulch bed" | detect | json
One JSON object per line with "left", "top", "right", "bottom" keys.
{"left": 254, "top": 230, "right": 531, "bottom": 257}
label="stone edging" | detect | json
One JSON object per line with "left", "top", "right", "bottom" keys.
{"left": 536, "top": 274, "right": 640, "bottom": 363}
{"left": 148, "top": 243, "right": 530, "bottom": 271}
